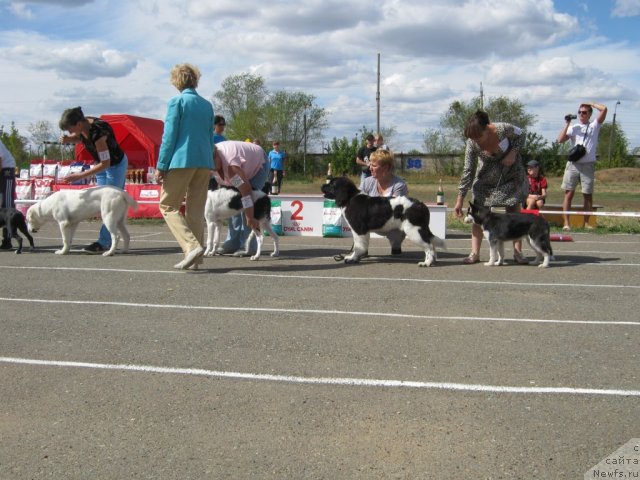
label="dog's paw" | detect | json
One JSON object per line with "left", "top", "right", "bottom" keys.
{"left": 417, "top": 261, "right": 430, "bottom": 267}
{"left": 344, "top": 257, "right": 360, "bottom": 264}
{"left": 484, "top": 261, "right": 496, "bottom": 266}
{"left": 54, "top": 249, "right": 68, "bottom": 255}
{"left": 270, "top": 251, "right": 279, "bottom": 257}
{"left": 250, "top": 255, "right": 260, "bottom": 261}
{"left": 102, "top": 251, "right": 114, "bottom": 257}
{"left": 538, "top": 263, "right": 550, "bottom": 268}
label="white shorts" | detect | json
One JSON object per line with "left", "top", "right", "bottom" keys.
{"left": 561, "top": 161, "right": 595, "bottom": 195}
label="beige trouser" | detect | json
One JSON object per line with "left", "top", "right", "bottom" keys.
{"left": 159, "top": 168, "right": 210, "bottom": 255}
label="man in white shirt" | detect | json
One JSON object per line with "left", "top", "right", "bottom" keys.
{"left": 557, "top": 102, "right": 607, "bottom": 230}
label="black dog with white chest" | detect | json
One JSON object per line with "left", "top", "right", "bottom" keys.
{"left": 464, "top": 202, "right": 553, "bottom": 267}
{"left": 321, "top": 176, "right": 446, "bottom": 266}
{"left": 0, "top": 208, "right": 34, "bottom": 254}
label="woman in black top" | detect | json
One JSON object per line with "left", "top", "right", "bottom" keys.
{"left": 59, "top": 107, "right": 129, "bottom": 254}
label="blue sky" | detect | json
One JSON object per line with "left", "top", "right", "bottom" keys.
{"left": 0, "top": 0, "right": 639, "bottom": 153}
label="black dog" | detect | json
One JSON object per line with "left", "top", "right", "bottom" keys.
{"left": 464, "top": 202, "right": 553, "bottom": 267}
{"left": 0, "top": 208, "right": 35, "bottom": 254}
{"left": 321, "top": 176, "right": 446, "bottom": 266}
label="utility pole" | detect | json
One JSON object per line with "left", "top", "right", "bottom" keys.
{"left": 303, "top": 110, "right": 307, "bottom": 176}
{"left": 607, "top": 100, "right": 620, "bottom": 168}
{"left": 480, "top": 82, "right": 485, "bottom": 110}
{"left": 376, "top": 53, "right": 381, "bottom": 134}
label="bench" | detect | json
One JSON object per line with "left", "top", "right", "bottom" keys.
{"left": 538, "top": 203, "right": 603, "bottom": 228}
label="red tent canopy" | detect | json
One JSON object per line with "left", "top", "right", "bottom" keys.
{"left": 74, "top": 114, "right": 164, "bottom": 169}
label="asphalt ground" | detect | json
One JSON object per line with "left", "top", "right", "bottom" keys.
{"left": 1, "top": 221, "right": 638, "bottom": 479}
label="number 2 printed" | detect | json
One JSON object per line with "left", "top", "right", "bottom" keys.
{"left": 291, "top": 200, "right": 303, "bottom": 221}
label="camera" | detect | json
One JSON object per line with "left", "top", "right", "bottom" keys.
{"left": 564, "top": 114, "right": 577, "bottom": 122}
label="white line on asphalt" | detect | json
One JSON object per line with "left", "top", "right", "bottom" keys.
{"left": 1, "top": 265, "right": 639, "bottom": 288}
{"left": 1, "top": 297, "right": 638, "bottom": 326}
{"left": 1, "top": 356, "right": 638, "bottom": 397}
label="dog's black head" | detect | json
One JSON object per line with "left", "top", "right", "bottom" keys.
{"left": 321, "top": 176, "right": 360, "bottom": 208}
{"left": 464, "top": 202, "right": 491, "bottom": 225}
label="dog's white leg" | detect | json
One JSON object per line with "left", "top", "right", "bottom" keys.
{"left": 485, "top": 242, "right": 498, "bottom": 266}
{"left": 538, "top": 253, "right": 550, "bottom": 268}
{"left": 56, "top": 221, "right": 75, "bottom": 255}
{"left": 211, "top": 221, "right": 223, "bottom": 256}
{"left": 497, "top": 241, "right": 505, "bottom": 266}
{"left": 263, "top": 222, "right": 280, "bottom": 257}
{"left": 101, "top": 211, "right": 120, "bottom": 256}
{"left": 418, "top": 243, "right": 436, "bottom": 267}
{"left": 249, "top": 230, "right": 263, "bottom": 261}
{"left": 118, "top": 219, "right": 130, "bottom": 253}
{"left": 204, "top": 219, "right": 215, "bottom": 256}
{"left": 526, "top": 237, "right": 543, "bottom": 265}
{"left": 345, "top": 234, "right": 369, "bottom": 263}
{"left": 103, "top": 230, "right": 118, "bottom": 257}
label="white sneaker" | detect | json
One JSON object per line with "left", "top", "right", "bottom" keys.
{"left": 174, "top": 246, "right": 204, "bottom": 270}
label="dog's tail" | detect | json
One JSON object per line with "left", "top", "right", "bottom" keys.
{"left": 123, "top": 191, "right": 139, "bottom": 211}
{"left": 432, "top": 235, "right": 447, "bottom": 251}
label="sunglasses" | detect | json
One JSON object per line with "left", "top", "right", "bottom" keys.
{"left": 578, "top": 110, "right": 590, "bottom": 114}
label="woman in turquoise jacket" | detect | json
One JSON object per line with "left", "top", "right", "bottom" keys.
{"left": 156, "top": 63, "right": 215, "bottom": 270}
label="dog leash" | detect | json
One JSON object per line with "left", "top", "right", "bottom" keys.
{"left": 333, "top": 244, "right": 353, "bottom": 261}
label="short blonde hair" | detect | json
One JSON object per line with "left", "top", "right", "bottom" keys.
{"left": 170, "top": 63, "right": 201, "bottom": 91}
{"left": 369, "top": 149, "right": 394, "bottom": 170}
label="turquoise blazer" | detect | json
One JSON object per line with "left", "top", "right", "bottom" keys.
{"left": 157, "top": 88, "right": 215, "bottom": 171}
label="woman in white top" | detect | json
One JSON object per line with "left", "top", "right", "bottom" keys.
{"left": 360, "top": 149, "right": 408, "bottom": 254}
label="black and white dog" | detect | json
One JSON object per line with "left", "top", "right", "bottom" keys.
{"left": 0, "top": 208, "right": 34, "bottom": 254}
{"left": 321, "top": 176, "right": 446, "bottom": 266}
{"left": 464, "top": 202, "right": 553, "bottom": 267}
{"left": 204, "top": 184, "right": 279, "bottom": 261}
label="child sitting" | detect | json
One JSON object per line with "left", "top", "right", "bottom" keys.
{"left": 525, "top": 160, "right": 547, "bottom": 210}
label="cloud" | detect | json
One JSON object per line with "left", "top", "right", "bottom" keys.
{"left": 341, "top": 0, "right": 577, "bottom": 60}
{"left": 612, "top": 0, "right": 640, "bottom": 17}
{"left": 9, "top": 3, "right": 34, "bottom": 19}
{"left": 49, "top": 87, "right": 164, "bottom": 118}
{"left": 11, "top": 0, "right": 94, "bottom": 6}
{"left": 0, "top": 38, "right": 138, "bottom": 80}
{"left": 487, "top": 56, "right": 584, "bottom": 86}
{"left": 186, "top": 0, "right": 377, "bottom": 34}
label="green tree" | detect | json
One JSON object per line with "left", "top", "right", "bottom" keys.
{"left": 422, "top": 128, "right": 455, "bottom": 154}
{"left": 326, "top": 136, "right": 359, "bottom": 176}
{"left": 597, "top": 122, "right": 634, "bottom": 168}
{"left": 265, "top": 91, "right": 328, "bottom": 154}
{"left": 0, "top": 122, "right": 29, "bottom": 167}
{"left": 212, "top": 73, "right": 269, "bottom": 141}
{"left": 440, "top": 95, "right": 536, "bottom": 147}
{"left": 26, "top": 120, "right": 73, "bottom": 160}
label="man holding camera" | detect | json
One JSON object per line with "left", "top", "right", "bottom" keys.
{"left": 557, "top": 102, "right": 607, "bottom": 231}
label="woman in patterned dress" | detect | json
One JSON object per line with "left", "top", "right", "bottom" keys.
{"left": 453, "top": 110, "right": 529, "bottom": 265}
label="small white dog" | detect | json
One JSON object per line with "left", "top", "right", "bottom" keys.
{"left": 204, "top": 185, "right": 279, "bottom": 261}
{"left": 27, "top": 185, "right": 138, "bottom": 256}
